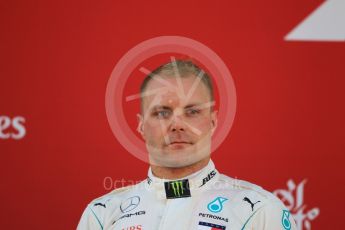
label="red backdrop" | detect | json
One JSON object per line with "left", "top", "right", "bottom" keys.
{"left": 1, "top": 0, "right": 344, "bottom": 229}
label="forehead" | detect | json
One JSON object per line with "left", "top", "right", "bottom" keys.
{"left": 143, "top": 74, "right": 211, "bottom": 107}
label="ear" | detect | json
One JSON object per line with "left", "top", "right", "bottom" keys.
{"left": 210, "top": 110, "right": 218, "bottom": 136}
{"left": 136, "top": 113, "right": 145, "bottom": 139}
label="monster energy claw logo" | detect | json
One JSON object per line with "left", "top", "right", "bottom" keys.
{"left": 164, "top": 179, "right": 191, "bottom": 199}
{"left": 171, "top": 181, "right": 184, "bottom": 196}
{"left": 282, "top": 210, "right": 292, "bottom": 230}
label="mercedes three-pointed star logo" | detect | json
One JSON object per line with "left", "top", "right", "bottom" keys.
{"left": 120, "top": 196, "right": 141, "bottom": 213}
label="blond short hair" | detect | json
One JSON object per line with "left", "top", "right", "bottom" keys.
{"left": 140, "top": 60, "right": 214, "bottom": 111}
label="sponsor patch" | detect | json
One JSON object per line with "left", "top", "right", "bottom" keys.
{"left": 164, "top": 179, "right": 191, "bottom": 199}
{"left": 198, "top": 221, "right": 226, "bottom": 230}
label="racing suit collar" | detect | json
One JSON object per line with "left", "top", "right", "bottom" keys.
{"left": 146, "top": 159, "right": 219, "bottom": 199}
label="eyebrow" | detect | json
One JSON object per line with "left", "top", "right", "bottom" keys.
{"left": 184, "top": 103, "right": 203, "bottom": 109}
{"left": 150, "top": 103, "right": 204, "bottom": 111}
{"left": 150, "top": 105, "right": 172, "bottom": 111}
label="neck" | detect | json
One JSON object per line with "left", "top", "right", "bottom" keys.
{"left": 150, "top": 157, "right": 210, "bottom": 180}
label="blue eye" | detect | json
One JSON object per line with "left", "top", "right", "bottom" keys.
{"left": 155, "top": 110, "right": 171, "bottom": 119}
{"left": 186, "top": 109, "right": 200, "bottom": 116}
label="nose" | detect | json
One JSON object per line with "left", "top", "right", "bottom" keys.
{"left": 169, "top": 110, "right": 186, "bottom": 132}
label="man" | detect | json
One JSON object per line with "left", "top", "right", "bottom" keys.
{"left": 78, "top": 60, "right": 297, "bottom": 230}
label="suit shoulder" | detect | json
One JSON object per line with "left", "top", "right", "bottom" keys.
{"left": 89, "top": 184, "right": 136, "bottom": 206}
{"left": 218, "top": 174, "right": 281, "bottom": 203}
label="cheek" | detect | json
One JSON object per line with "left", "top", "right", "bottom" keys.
{"left": 187, "top": 117, "right": 213, "bottom": 135}
{"left": 143, "top": 120, "right": 167, "bottom": 138}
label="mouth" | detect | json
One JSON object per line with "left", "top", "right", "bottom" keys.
{"left": 167, "top": 141, "right": 193, "bottom": 149}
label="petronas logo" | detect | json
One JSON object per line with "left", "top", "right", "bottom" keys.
{"left": 282, "top": 210, "right": 292, "bottom": 230}
{"left": 207, "top": 197, "right": 228, "bottom": 213}
{"left": 164, "top": 179, "right": 191, "bottom": 199}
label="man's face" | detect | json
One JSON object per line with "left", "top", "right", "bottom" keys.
{"left": 137, "top": 74, "right": 217, "bottom": 167}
